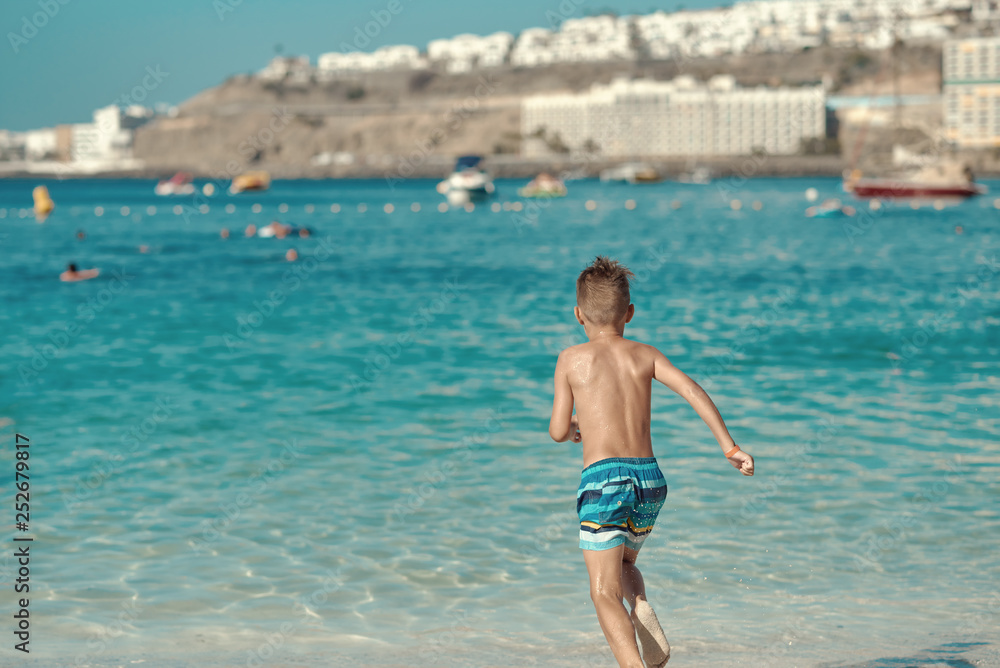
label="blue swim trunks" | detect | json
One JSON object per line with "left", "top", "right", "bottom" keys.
{"left": 577, "top": 457, "right": 667, "bottom": 551}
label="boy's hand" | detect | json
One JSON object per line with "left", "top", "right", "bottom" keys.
{"left": 727, "top": 449, "right": 754, "bottom": 476}
{"left": 569, "top": 415, "right": 582, "bottom": 443}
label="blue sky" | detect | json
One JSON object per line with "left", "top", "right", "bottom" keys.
{"left": 0, "top": 0, "right": 731, "bottom": 132}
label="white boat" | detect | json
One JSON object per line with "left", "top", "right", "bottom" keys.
{"left": 436, "top": 155, "right": 495, "bottom": 205}
{"left": 676, "top": 166, "right": 712, "bottom": 185}
{"left": 600, "top": 163, "right": 662, "bottom": 184}
{"left": 155, "top": 172, "right": 196, "bottom": 196}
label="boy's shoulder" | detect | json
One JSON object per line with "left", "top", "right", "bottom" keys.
{"left": 558, "top": 337, "right": 660, "bottom": 361}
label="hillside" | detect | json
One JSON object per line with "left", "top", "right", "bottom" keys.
{"left": 133, "top": 45, "right": 944, "bottom": 179}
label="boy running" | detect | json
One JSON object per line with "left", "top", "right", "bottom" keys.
{"left": 549, "top": 256, "right": 754, "bottom": 668}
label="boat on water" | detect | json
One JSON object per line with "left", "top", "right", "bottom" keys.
{"left": 518, "top": 173, "right": 567, "bottom": 199}
{"left": 600, "top": 163, "right": 663, "bottom": 184}
{"left": 843, "top": 164, "right": 986, "bottom": 201}
{"left": 155, "top": 172, "right": 196, "bottom": 196}
{"left": 230, "top": 171, "right": 271, "bottom": 195}
{"left": 806, "top": 198, "right": 856, "bottom": 218}
{"left": 436, "top": 156, "right": 495, "bottom": 205}
{"left": 676, "top": 166, "right": 712, "bottom": 185}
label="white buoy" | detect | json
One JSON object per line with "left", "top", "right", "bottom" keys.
{"left": 357, "top": 203, "right": 367, "bottom": 213}
{"left": 490, "top": 202, "right": 501, "bottom": 212}
{"left": 173, "top": 205, "right": 182, "bottom": 215}
{"left": 252, "top": 203, "right": 262, "bottom": 213}
{"left": 512, "top": 202, "right": 523, "bottom": 212}
{"left": 411, "top": 202, "right": 421, "bottom": 212}
{"left": 330, "top": 204, "right": 341, "bottom": 213}
{"left": 438, "top": 202, "right": 448, "bottom": 212}
{"left": 464, "top": 202, "right": 475, "bottom": 212}
{"left": 120, "top": 206, "right": 130, "bottom": 216}
{"left": 805, "top": 187, "right": 819, "bottom": 202}
{"left": 199, "top": 204, "right": 209, "bottom": 214}
{"left": 384, "top": 203, "right": 394, "bottom": 213}
{"left": 203, "top": 183, "right": 216, "bottom": 196}
{"left": 730, "top": 199, "right": 742, "bottom": 211}
{"left": 95, "top": 206, "right": 104, "bottom": 216}
{"left": 305, "top": 204, "right": 314, "bottom": 213}
{"left": 146, "top": 206, "right": 156, "bottom": 215}
{"left": 225, "top": 204, "right": 236, "bottom": 214}
{"left": 752, "top": 201, "right": 763, "bottom": 211}
{"left": 625, "top": 199, "right": 636, "bottom": 210}
{"left": 0, "top": 209, "right": 6, "bottom": 219}
{"left": 585, "top": 200, "right": 597, "bottom": 211}
{"left": 870, "top": 199, "right": 882, "bottom": 211}
{"left": 671, "top": 200, "right": 682, "bottom": 210}
{"left": 278, "top": 203, "right": 289, "bottom": 213}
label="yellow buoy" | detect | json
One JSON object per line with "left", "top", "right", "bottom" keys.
{"left": 33, "top": 186, "right": 54, "bottom": 219}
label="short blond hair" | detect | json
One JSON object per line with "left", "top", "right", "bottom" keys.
{"left": 576, "top": 256, "right": 634, "bottom": 324}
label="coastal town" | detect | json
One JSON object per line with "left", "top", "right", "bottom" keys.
{"left": 4, "top": 0, "right": 1000, "bottom": 177}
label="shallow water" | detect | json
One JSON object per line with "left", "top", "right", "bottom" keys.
{"left": 0, "top": 177, "right": 998, "bottom": 666}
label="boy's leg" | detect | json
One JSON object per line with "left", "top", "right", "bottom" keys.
{"left": 621, "top": 547, "right": 647, "bottom": 610}
{"left": 622, "top": 547, "right": 671, "bottom": 667}
{"left": 583, "top": 544, "right": 644, "bottom": 668}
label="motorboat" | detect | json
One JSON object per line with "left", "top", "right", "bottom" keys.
{"left": 600, "top": 163, "right": 663, "bottom": 184}
{"left": 230, "top": 171, "right": 271, "bottom": 195}
{"left": 518, "top": 173, "right": 567, "bottom": 198}
{"left": 676, "top": 166, "right": 712, "bottom": 185}
{"left": 155, "top": 172, "right": 196, "bottom": 196}
{"left": 436, "top": 156, "right": 495, "bottom": 205}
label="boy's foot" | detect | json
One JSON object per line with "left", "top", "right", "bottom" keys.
{"left": 632, "top": 599, "right": 670, "bottom": 667}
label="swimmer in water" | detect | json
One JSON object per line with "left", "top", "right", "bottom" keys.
{"left": 221, "top": 228, "right": 230, "bottom": 239}
{"left": 76, "top": 230, "right": 86, "bottom": 241}
{"left": 60, "top": 263, "right": 100, "bottom": 282}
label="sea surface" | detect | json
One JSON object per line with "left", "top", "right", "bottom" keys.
{"left": 0, "top": 177, "right": 998, "bottom": 667}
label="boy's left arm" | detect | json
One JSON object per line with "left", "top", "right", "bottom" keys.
{"left": 549, "top": 351, "right": 580, "bottom": 443}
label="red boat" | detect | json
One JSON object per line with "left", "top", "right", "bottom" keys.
{"left": 843, "top": 166, "right": 987, "bottom": 201}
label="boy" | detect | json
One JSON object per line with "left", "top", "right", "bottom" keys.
{"left": 549, "top": 256, "right": 754, "bottom": 668}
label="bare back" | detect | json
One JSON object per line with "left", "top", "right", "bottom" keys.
{"left": 562, "top": 337, "right": 658, "bottom": 466}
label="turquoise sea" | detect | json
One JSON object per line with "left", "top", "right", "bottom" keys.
{"left": 0, "top": 177, "right": 998, "bottom": 667}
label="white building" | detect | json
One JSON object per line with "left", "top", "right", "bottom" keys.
{"left": 258, "top": 56, "right": 312, "bottom": 83}
{"left": 71, "top": 105, "right": 145, "bottom": 164}
{"left": 317, "top": 45, "right": 426, "bottom": 76}
{"left": 510, "top": 16, "right": 634, "bottom": 67}
{"left": 24, "top": 128, "right": 57, "bottom": 161}
{"left": 944, "top": 36, "right": 1000, "bottom": 147}
{"left": 522, "top": 75, "right": 826, "bottom": 158}
{"left": 427, "top": 32, "right": 513, "bottom": 73}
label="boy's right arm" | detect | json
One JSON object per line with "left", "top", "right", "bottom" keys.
{"left": 652, "top": 348, "right": 754, "bottom": 476}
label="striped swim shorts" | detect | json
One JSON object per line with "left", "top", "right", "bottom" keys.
{"left": 577, "top": 457, "right": 667, "bottom": 552}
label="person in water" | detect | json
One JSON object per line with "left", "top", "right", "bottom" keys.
{"left": 549, "top": 256, "right": 754, "bottom": 668}
{"left": 60, "top": 263, "right": 100, "bottom": 282}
